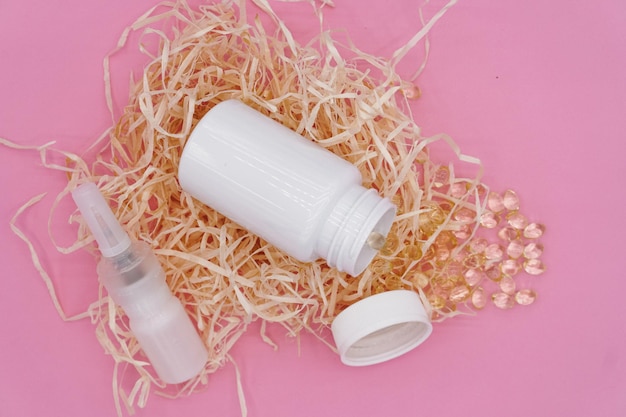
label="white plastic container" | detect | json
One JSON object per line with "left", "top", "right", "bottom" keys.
{"left": 178, "top": 99, "right": 396, "bottom": 276}
{"left": 72, "top": 183, "right": 209, "bottom": 384}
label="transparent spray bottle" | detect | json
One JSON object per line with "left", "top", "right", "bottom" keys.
{"left": 72, "top": 183, "right": 208, "bottom": 384}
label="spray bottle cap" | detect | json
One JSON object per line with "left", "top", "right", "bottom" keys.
{"left": 331, "top": 290, "right": 433, "bottom": 366}
{"left": 71, "top": 183, "right": 131, "bottom": 258}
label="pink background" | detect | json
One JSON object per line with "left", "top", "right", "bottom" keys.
{"left": 1, "top": 1, "right": 625, "bottom": 416}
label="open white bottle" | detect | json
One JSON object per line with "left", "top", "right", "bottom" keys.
{"left": 179, "top": 99, "right": 397, "bottom": 276}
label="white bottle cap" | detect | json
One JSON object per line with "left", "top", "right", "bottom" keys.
{"left": 331, "top": 290, "right": 433, "bottom": 366}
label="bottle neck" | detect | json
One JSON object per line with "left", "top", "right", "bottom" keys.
{"left": 316, "top": 184, "right": 396, "bottom": 276}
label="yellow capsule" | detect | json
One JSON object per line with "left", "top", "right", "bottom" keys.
{"left": 523, "top": 223, "right": 545, "bottom": 239}
{"left": 403, "top": 83, "right": 422, "bottom": 100}
{"left": 454, "top": 225, "right": 472, "bottom": 240}
{"left": 402, "top": 244, "right": 423, "bottom": 261}
{"left": 487, "top": 191, "right": 505, "bottom": 213}
{"left": 372, "top": 282, "right": 386, "bottom": 294}
{"left": 480, "top": 211, "right": 500, "bottom": 228}
{"left": 446, "top": 262, "right": 464, "bottom": 279}
{"left": 464, "top": 268, "right": 486, "bottom": 286}
{"left": 434, "top": 247, "right": 451, "bottom": 264}
{"left": 453, "top": 207, "right": 476, "bottom": 224}
{"left": 499, "top": 276, "right": 516, "bottom": 295}
{"left": 453, "top": 247, "right": 470, "bottom": 263}
{"left": 492, "top": 292, "right": 514, "bottom": 309}
{"left": 450, "top": 182, "right": 468, "bottom": 198}
{"left": 428, "top": 295, "right": 447, "bottom": 310}
{"left": 391, "top": 194, "right": 404, "bottom": 215}
{"left": 419, "top": 219, "right": 438, "bottom": 238}
{"left": 449, "top": 285, "right": 471, "bottom": 303}
{"left": 380, "top": 234, "right": 400, "bottom": 256}
{"left": 469, "top": 238, "right": 488, "bottom": 253}
{"left": 503, "top": 189, "right": 520, "bottom": 211}
{"left": 433, "top": 166, "right": 450, "bottom": 188}
{"left": 390, "top": 258, "right": 408, "bottom": 276}
{"left": 507, "top": 211, "right": 529, "bottom": 230}
{"left": 501, "top": 259, "right": 521, "bottom": 276}
{"left": 435, "top": 231, "right": 458, "bottom": 249}
{"left": 471, "top": 287, "right": 487, "bottom": 309}
{"left": 506, "top": 240, "right": 524, "bottom": 259}
{"left": 410, "top": 272, "right": 430, "bottom": 289}
{"left": 515, "top": 289, "right": 537, "bottom": 306}
{"left": 498, "top": 226, "right": 520, "bottom": 241}
{"left": 484, "top": 243, "right": 504, "bottom": 262}
{"left": 438, "top": 200, "right": 454, "bottom": 213}
{"left": 420, "top": 246, "right": 437, "bottom": 263}
{"left": 421, "top": 202, "right": 446, "bottom": 226}
{"left": 370, "top": 258, "right": 392, "bottom": 274}
{"left": 437, "top": 278, "right": 456, "bottom": 291}
{"left": 523, "top": 259, "right": 546, "bottom": 275}
{"left": 367, "top": 232, "right": 386, "bottom": 251}
{"left": 464, "top": 253, "right": 486, "bottom": 269}
{"left": 476, "top": 184, "right": 489, "bottom": 198}
{"left": 416, "top": 151, "right": 429, "bottom": 164}
{"left": 523, "top": 242, "right": 543, "bottom": 259}
{"left": 384, "top": 275, "right": 404, "bottom": 290}
{"left": 485, "top": 265, "right": 502, "bottom": 281}
{"left": 429, "top": 206, "right": 447, "bottom": 225}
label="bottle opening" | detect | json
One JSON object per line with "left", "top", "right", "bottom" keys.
{"left": 319, "top": 186, "right": 397, "bottom": 276}
{"left": 352, "top": 205, "right": 396, "bottom": 275}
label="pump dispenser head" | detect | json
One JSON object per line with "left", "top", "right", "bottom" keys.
{"left": 72, "top": 182, "right": 131, "bottom": 258}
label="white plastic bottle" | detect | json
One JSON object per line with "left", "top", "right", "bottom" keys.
{"left": 178, "top": 99, "right": 396, "bottom": 276}
{"left": 72, "top": 183, "right": 209, "bottom": 384}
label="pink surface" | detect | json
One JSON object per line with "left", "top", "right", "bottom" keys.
{"left": 1, "top": 1, "right": 625, "bottom": 416}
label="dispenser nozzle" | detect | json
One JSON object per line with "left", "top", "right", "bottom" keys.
{"left": 72, "top": 183, "right": 131, "bottom": 258}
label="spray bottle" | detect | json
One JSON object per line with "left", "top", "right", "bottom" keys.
{"left": 72, "top": 182, "right": 208, "bottom": 383}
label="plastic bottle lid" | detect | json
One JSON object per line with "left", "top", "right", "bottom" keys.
{"left": 331, "top": 290, "right": 433, "bottom": 366}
